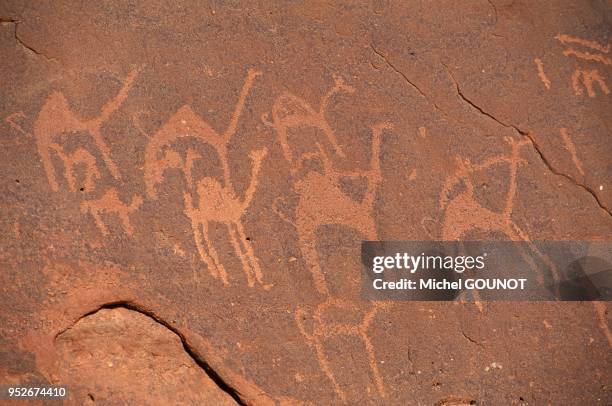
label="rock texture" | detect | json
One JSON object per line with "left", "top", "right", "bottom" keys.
{"left": 0, "top": 1, "right": 610, "bottom": 405}
{"left": 56, "top": 307, "right": 237, "bottom": 405}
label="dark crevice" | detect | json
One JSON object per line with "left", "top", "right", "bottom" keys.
{"left": 443, "top": 63, "right": 612, "bottom": 218}
{"left": 460, "top": 330, "right": 483, "bottom": 347}
{"left": 55, "top": 301, "right": 246, "bottom": 405}
{"left": 1, "top": 18, "right": 58, "bottom": 63}
{"left": 369, "top": 43, "right": 452, "bottom": 121}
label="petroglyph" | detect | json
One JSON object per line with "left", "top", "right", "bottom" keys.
{"left": 262, "top": 75, "right": 353, "bottom": 168}
{"left": 266, "top": 78, "right": 392, "bottom": 401}
{"left": 183, "top": 148, "right": 270, "bottom": 289}
{"left": 276, "top": 123, "right": 392, "bottom": 295}
{"left": 593, "top": 301, "right": 612, "bottom": 347}
{"left": 555, "top": 34, "right": 611, "bottom": 97}
{"left": 144, "top": 69, "right": 261, "bottom": 198}
{"left": 534, "top": 58, "right": 551, "bottom": 90}
{"left": 50, "top": 145, "right": 101, "bottom": 192}
{"left": 296, "top": 300, "right": 388, "bottom": 402}
{"left": 440, "top": 137, "right": 559, "bottom": 287}
{"left": 34, "top": 68, "right": 140, "bottom": 192}
{"left": 571, "top": 69, "right": 610, "bottom": 97}
{"left": 555, "top": 34, "right": 611, "bottom": 54}
{"left": 81, "top": 188, "right": 142, "bottom": 236}
{"left": 559, "top": 128, "right": 585, "bottom": 176}
{"left": 144, "top": 69, "right": 270, "bottom": 288}
{"left": 563, "top": 49, "right": 612, "bottom": 66}
{"left": 418, "top": 126, "right": 428, "bottom": 138}
{"left": 5, "top": 112, "right": 31, "bottom": 137}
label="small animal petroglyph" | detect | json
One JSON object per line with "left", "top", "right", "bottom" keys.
{"left": 81, "top": 188, "right": 142, "bottom": 236}
{"left": 296, "top": 300, "right": 388, "bottom": 402}
{"left": 262, "top": 75, "right": 353, "bottom": 168}
{"left": 183, "top": 148, "right": 270, "bottom": 288}
{"left": 34, "top": 67, "right": 140, "bottom": 191}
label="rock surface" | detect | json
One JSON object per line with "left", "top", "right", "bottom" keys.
{"left": 0, "top": 1, "right": 610, "bottom": 404}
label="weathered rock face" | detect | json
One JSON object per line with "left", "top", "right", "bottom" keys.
{"left": 55, "top": 307, "right": 237, "bottom": 405}
{"left": 0, "top": 0, "right": 610, "bottom": 405}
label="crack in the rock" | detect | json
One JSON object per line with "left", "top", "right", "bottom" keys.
{"left": 55, "top": 301, "right": 246, "bottom": 405}
{"left": 460, "top": 330, "right": 483, "bottom": 347}
{"left": 443, "top": 63, "right": 611, "bottom": 218}
{"left": 369, "top": 43, "right": 452, "bottom": 121}
{"left": 1, "top": 18, "right": 58, "bottom": 63}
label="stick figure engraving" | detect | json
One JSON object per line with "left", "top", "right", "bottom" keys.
{"left": 183, "top": 148, "right": 269, "bottom": 288}
{"left": 34, "top": 68, "right": 140, "bottom": 191}
{"left": 80, "top": 188, "right": 142, "bottom": 236}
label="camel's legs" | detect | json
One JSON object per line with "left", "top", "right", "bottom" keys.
{"left": 201, "top": 221, "right": 228, "bottom": 285}
{"left": 234, "top": 222, "right": 266, "bottom": 286}
{"left": 90, "top": 128, "right": 121, "bottom": 180}
{"left": 227, "top": 222, "right": 255, "bottom": 287}
{"left": 300, "top": 231, "right": 329, "bottom": 296}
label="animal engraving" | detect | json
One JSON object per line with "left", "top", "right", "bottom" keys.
{"left": 278, "top": 124, "right": 391, "bottom": 295}
{"left": 296, "top": 300, "right": 388, "bottom": 403}
{"left": 183, "top": 148, "right": 269, "bottom": 288}
{"left": 440, "top": 136, "right": 559, "bottom": 287}
{"left": 262, "top": 75, "right": 353, "bottom": 168}
{"left": 81, "top": 188, "right": 142, "bottom": 236}
{"left": 34, "top": 68, "right": 140, "bottom": 191}
{"left": 144, "top": 69, "right": 261, "bottom": 198}
{"left": 50, "top": 145, "right": 101, "bottom": 192}
{"left": 144, "top": 69, "right": 270, "bottom": 288}
{"left": 267, "top": 78, "right": 391, "bottom": 401}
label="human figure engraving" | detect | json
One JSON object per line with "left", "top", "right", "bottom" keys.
{"left": 80, "top": 188, "right": 142, "bottom": 236}
{"left": 34, "top": 68, "right": 140, "bottom": 191}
